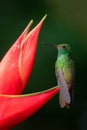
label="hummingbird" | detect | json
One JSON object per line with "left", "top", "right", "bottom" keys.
{"left": 43, "top": 43, "right": 75, "bottom": 108}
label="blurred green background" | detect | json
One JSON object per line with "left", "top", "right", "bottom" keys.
{"left": 0, "top": 0, "right": 87, "bottom": 130}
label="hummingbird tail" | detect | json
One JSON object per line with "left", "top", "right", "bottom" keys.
{"left": 59, "top": 92, "right": 70, "bottom": 108}
{"left": 59, "top": 92, "right": 66, "bottom": 108}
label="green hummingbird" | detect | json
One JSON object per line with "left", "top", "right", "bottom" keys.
{"left": 54, "top": 44, "right": 75, "bottom": 108}
{"left": 43, "top": 43, "right": 75, "bottom": 108}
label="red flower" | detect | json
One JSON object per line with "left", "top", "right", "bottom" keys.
{"left": 0, "top": 15, "right": 59, "bottom": 130}
{"left": 0, "top": 87, "right": 59, "bottom": 130}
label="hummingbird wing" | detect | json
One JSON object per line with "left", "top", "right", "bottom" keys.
{"left": 59, "top": 89, "right": 67, "bottom": 108}
{"left": 57, "top": 70, "right": 71, "bottom": 104}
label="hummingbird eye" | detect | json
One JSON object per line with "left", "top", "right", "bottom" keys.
{"left": 62, "top": 45, "right": 66, "bottom": 49}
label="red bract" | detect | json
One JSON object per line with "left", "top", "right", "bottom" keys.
{"left": 0, "top": 15, "right": 60, "bottom": 130}
{"left": 0, "top": 87, "right": 59, "bottom": 130}
{"left": 0, "top": 15, "right": 47, "bottom": 95}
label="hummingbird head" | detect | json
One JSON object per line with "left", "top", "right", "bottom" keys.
{"left": 42, "top": 43, "right": 71, "bottom": 56}
{"left": 55, "top": 44, "right": 71, "bottom": 56}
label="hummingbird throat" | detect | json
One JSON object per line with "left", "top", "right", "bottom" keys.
{"left": 58, "top": 49, "right": 70, "bottom": 57}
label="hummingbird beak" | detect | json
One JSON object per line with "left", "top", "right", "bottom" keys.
{"left": 54, "top": 45, "right": 59, "bottom": 49}
{"left": 42, "top": 43, "right": 58, "bottom": 48}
